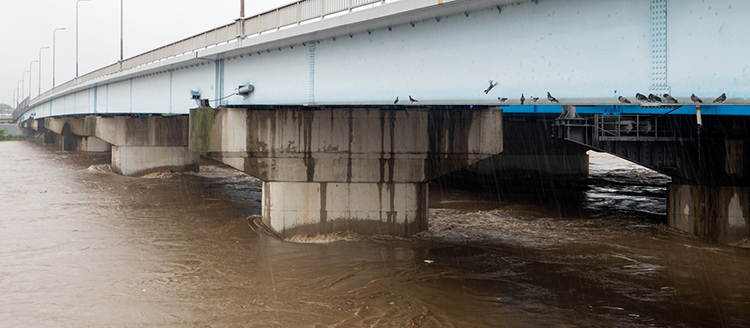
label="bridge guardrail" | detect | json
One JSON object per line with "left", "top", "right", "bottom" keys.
{"left": 19, "top": 0, "right": 398, "bottom": 119}
{"left": 12, "top": 97, "right": 29, "bottom": 122}
{"left": 22, "top": 0, "right": 391, "bottom": 115}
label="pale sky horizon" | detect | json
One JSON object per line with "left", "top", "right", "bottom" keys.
{"left": 1, "top": 0, "right": 292, "bottom": 106}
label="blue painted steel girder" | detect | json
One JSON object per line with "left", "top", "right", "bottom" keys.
{"left": 17, "top": 0, "right": 750, "bottom": 122}
{"left": 501, "top": 104, "right": 750, "bottom": 116}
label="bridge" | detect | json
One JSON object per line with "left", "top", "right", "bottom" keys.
{"left": 11, "top": 0, "right": 750, "bottom": 243}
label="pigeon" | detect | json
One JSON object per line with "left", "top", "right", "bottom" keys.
{"left": 394, "top": 96, "right": 399, "bottom": 104}
{"left": 635, "top": 93, "right": 648, "bottom": 102}
{"left": 663, "top": 94, "right": 678, "bottom": 104}
{"left": 520, "top": 94, "right": 525, "bottom": 105}
{"left": 498, "top": 97, "right": 508, "bottom": 103}
{"left": 530, "top": 96, "right": 539, "bottom": 103}
{"left": 409, "top": 95, "right": 418, "bottom": 103}
{"left": 484, "top": 81, "right": 498, "bottom": 94}
{"left": 547, "top": 92, "right": 559, "bottom": 103}
{"left": 618, "top": 96, "right": 631, "bottom": 104}
{"left": 713, "top": 93, "right": 726, "bottom": 103}
{"left": 690, "top": 94, "right": 703, "bottom": 103}
{"left": 648, "top": 93, "right": 662, "bottom": 102}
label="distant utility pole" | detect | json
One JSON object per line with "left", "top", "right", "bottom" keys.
{"left": 240, "top": 0, "right": 244, "bottom": 17}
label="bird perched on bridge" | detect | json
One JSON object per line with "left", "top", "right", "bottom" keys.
{"left": 394, "top": 96, "right": 399, "bottom": 104}
{"left": 635, "top": 93, "right": 648, "bottom": 102}
{"left": 547, "top": 92, "right": 559, "bottom": 103}
{"left": 713, "top": 93, "right": 726, "bottom": 103}
{"left": 520, "top": 94, "right": 525, "bottom": 105}
{"left": 663, "top": 94, "right": 678, "bottom": 104}
{"left": 530, "top": 96, "right": 539, "bottom": 103}
{"left": 498, "top": 97, "right": 508, "bottom": 103}
{"left": 409, "top": 95, "right": 418, "bottom": 103}
{"left": 484, "top": 81, "right": 498, "bottom": 94}
{"left": 648, "top": 93, "right": 662, "bottom": 102}
{"left": 618, "top": 96, "right": 631, "bottom": 104}
{"left": 691, "top": 94, "right": 703, "bottom": 103}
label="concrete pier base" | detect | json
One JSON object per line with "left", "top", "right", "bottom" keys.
{"left": 668, "top": 184, "right": 750, "bottom": 244}
{"left": 112, "top": 146, "right": 199, "bottom": 176}
{"left": 263, "top": 181, "right": 428, "bottom": 238}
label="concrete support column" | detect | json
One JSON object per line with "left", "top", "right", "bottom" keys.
{"left": 111, "top": 146, "right": 199, "bottom": 176}
{"left": 87, "top": 115, "right": 198, "bottom": 176}
{"left": 668, "top": 184, "right": 750, "bottom": 244}
{"left": 263, "top": 181, "right": 427, "bottom": 238}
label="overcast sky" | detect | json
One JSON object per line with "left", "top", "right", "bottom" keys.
{"left": 1, "top": 0, "right": 292, "bottom": 106}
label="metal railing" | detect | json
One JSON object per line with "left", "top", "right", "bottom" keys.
{"left": 23, "top": 0, "right": 389, "bottom": 115}
{"left": 12, "top": 97, "right": 29, "bottom": 122}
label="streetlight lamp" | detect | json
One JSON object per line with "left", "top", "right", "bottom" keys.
{"left": 38, "top": 47, "right": 50, "bottom": 97}
{"left": 29, "top": 61, "right": 38, "bottom": 99}
{"left": 53, "top": 28, "right": 66, "bottom": 88}
{"left": 76, "top": 0, "right": 91, "bottom": 79}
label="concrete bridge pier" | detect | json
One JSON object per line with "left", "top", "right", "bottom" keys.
{"left": 466, "top": 114, "right": 589, "bottom": 181}
{"left": 668, "top": 138, "right": 750, "bottom": 244}
{"left": 84, "top": 116, "right": 199, "bottom": 176}
{"left": 40, "top": 115, "right": 198, "bottom": 176}
{"left": 190, "top": 106, "right": 502, "bottom": 238}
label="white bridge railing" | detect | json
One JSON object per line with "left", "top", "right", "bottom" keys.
{"left": 23, "top": 0, "right": 389, "bottom": 116}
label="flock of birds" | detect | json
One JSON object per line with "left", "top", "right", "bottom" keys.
{"left": 616, "top": 92, "right": 726, "bottom": 105}
{"left": 393, "top": 80, "right": 728, "bottom": 105}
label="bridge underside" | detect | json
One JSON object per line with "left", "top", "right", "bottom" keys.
{"left": 554, "top": 112, "right": 750, "bottom": 244}
{"left": 19, "top": 107, "right": 750, "bottom": 244}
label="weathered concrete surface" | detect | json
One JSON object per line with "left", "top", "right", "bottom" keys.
{"left": 668, "top": 184, "right": 750, "bottom": 244}
{"left": 263, "top": 181, "right": 427, "bottom": 238}
{"left": 29, "top": 115, "right": 198, "bottom": 176}
{"left": 85, "top": 116, "right": 191, "bottom": 147}
{"left": 111, "top": 146, "right": 199, "bottom": 176}
{"left": 77, "top": 136, "right": 112, "bottom": 152}
{"left": 191, "top": 105, "right": 502, "bottom": 237}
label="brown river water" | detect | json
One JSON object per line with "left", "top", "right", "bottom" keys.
{"left": 1, "top": 140, "right": 749, "bottom": 327}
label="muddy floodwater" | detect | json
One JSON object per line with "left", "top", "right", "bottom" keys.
{"left": 1, "top": 140, "right": 749, "bottom": 327}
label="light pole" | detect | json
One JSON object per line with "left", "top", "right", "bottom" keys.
{"left": 38, "top": 47, "right": 50, "bottom": 97}
{"left": 53, "top": 28, "right": 66, "bottom": 88}
{"left": 76, "top": 0, "right": 91, "bottom": 79}
{"left": 29, "top": 61, "right": 38, "bottom": 99}
{"left": 21, "top": 73, "right": 28, "bottom": 100}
